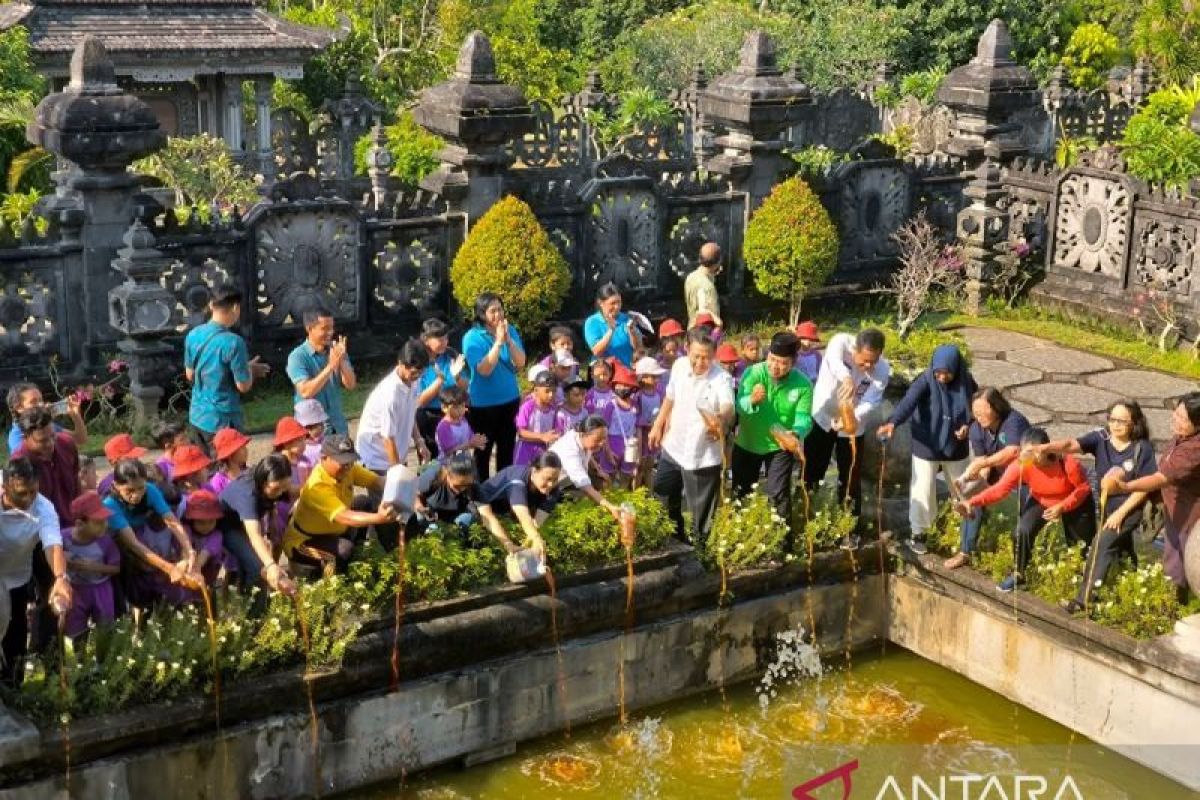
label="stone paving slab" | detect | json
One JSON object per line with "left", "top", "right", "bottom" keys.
{"left": 1144, "top": 407, "right": 1175, "bottom": 441}
{"left": 1083, "top": 369, "right": 1196, "bottom": 406}
{"left": 1009, "top": 400, "right": 1053, "bottom": 427}
{"left": 970, "top": 358, "right": 1042, "bottom": 390}
{"left": 1004, "top": 345, "right": 1114, "bottom": 375}
{"left": 957, "top": 327, "right": 1047, "bottom": 354}
{"left": 1010, "top": 381, "right": 1124, "bottom": 417}
{"left": 1044, "top": 421, "right": 1101, "bottom": 444}
{"left": 0, "top": 706, "right": 40, "bottom": 769}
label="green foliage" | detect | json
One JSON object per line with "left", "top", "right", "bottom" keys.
{"left": 743, "top": 177, "right": 840, "bottom": 326}
{"left": 450, "top": 195, "right": 571, "bottom": 334}
{"left": 584, "top": 87, "right": 677, "bottom": 148}
{"left": 352, "top": 112, "right": 444, "bottom": 185}
{"left": 707, "top": 490, "right": 791, "bottom": 571}
{"left": 977, "top": 535, "right": 1015, "bottom": 582}
{"left": 1027, "top": 525, "right": 1087, "bottom": 605}
{"left": 1132, "top": 0, "right": 1200, "bottom": 85}
{"left": 1092, "top": 562, "right": 1184, "bottom": 638}
{"left": 872, "top": 125, "right": 916, "bottom": 157}
{"left": 539, "top": 488, "right": 674, "bottom": 573}
{"left": 1055, "top": 131, "right": 1098, "bottom": 168}
{"left": 897, "top": 68, "right": 946, "bottom": 104}
{"left": 0, "top": 188, "right": 45, "bottom": 236}
{"left": 788, "top": 145, "right": 851, "bottom": 177}
{"left": 133, "top": 135, "right": 261, "bottom": 214}
{"left": 801, "top": 495, "right": 860, "bottom": 552}
{"left": 1120, "top": 82, "right": 1200, "bottom": 188}
{"left": 1060, "top": 23, "right": 1122, "bottom": 90}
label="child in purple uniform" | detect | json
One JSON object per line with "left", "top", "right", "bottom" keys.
{"left": 63, "top": 492, "right": 121, "bottom": 637}
{"left": 555, "top": 380, "right": 590, "bottom": 433}
{"left": 603, "top": 364, "right": 641, "bottom": 487}
{"left": 295, "top": 398, "right": 329, "bottom": 469}
{"left": 151, "top": 420, "right": 190, "bottom": 484}
{"left": 794, "top": 321, "right": 823, "bottom": 384}
{"left": 436, "top": 385, "right": 486, "bottom": 461}
{"left": 586, "top": 358, "right": 616, "bottom": 416}
{"left": 515, "top": 371, "right": 560, "bottom": 466}
{"left": 183, "top": 489, "right": 232, "bottom": 587}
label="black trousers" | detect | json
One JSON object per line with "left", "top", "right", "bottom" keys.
{"left": 803, "top": 424, "right": 864, "bottom": 517}
{"left": 1015, "top": 499, "right": 1095, "bottom": 576}
{"left": 1074, "top": 515, "right": 1138, "bottom": 605}
{"left": 416, "top": 407, "right": 443, "bottom": 459}
{"left": 731, "top": 444, "right": 795, "bottom": 525}
{"left": 653, "top": 452, "right": 722, "bottom": 552}
{"left": 467, "top": 398, "right": 520, "bottom": 480}
{"left": 2, "top": 582, "right": 30, "bottom": 687}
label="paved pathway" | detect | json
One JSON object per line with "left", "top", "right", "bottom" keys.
{"left": 956, "top": 326, "right": 1196, "bottom": 451}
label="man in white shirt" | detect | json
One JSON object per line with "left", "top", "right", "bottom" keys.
{"left": 648, "top": 329, "right": 735, "bottom": 550}
{"left": 1, "top": 457, "right": 70, "bottom": 686}
{"left": 356, "top": 339, "right": 429, "bottom": 546}
{"left": 804, "top": 328, "right": 890, "bottom": 526}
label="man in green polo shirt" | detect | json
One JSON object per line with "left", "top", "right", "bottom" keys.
{"left": 732, "top": 332, "right": 814, "bottom": 529}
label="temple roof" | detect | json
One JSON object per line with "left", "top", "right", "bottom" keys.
{"left": 0, "top": 0, "right": 341, "bottom": 80}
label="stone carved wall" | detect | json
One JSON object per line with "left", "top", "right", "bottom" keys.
{"left": 1132, "top": 217, "right": 1196, "bottom": 299}
{"left": 1051, "top": 172, "right": 1132, "bottom": 278}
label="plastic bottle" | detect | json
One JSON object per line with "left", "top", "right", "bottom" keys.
{"left": 619, "top": 502, "right": 637, "bottom": 550}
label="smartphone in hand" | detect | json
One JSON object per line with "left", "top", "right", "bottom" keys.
{"left": 49, "top": 399, "right": 70, "bottom": 416}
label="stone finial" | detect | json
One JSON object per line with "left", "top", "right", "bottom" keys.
{"left": 736, "top": 30, "right": 778, "bottom": 77}
{"left": 69, "top": 35, "right": 119, "bottom": 94}
{"left": 690, "top": 63, "right": 707, "bottom": 90}
{"left": 454, "top": 31, "right": 498, "bottom": 83}
{"left": 974, "top": 18, "right": 1014, "bottom": 65}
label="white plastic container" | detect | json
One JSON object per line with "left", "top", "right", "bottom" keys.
{"left": 505, "top": 548, "right": 546, "bottom": 583}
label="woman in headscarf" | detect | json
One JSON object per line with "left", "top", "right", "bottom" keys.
{"left": 876, "top": 344, "right": 977, "bottom": 555}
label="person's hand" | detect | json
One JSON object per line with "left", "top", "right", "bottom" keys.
{"left": 963, "top": 458, "right": 986, "bottom": 481}
{"left": 529, "top": 535, "right": 546, "bottom": 559}
{"left": 330, "top": 336, "right": 348, "bottom": 368}
{"left": 451, "top": 354, "right": 467, "bottom": 377}
{"left": 494, "top": 319, "right": 509, "bottom": 344}
{"left": 415, "top": 439, "right": 431, "bottom": 464}
{"left": 955, "top": 425, "right": 969, "bottom": 440}
{"left": 953, "top": 500, "right": 974, "bottom": 518}
{"left": 877, "top": 422, "right": 895, "bottom": 441}
{"left": 249, "top": 355, "right": 271, "bottom": 378}
{"left": 501, "top": 538, "right": 520, "bottom": 555}
{"left": 1103, "top": 510, "right": 1125, "bottom": 531}
{"left": 67, "top": 393, "right": 82, "bottom": 417}
{"left": 49, "top": 576, "right": 72, "bottom": 617}
{"left": 602, "top": 501, "right": 622, "bottom": 521}
{"left": 1042, "top": 504, "right": 1063, "bottom": 522}
{"left": 263, "top": 562, "right": 296, "bottom": 596}
{"left": 377, "top": 503, "right": 399, "bottom": 524}
{"left": 469, "top": 433, "right": 488, "bottom": 450}
{"left": 542, "top": 431, "right": 561, "bottom": 446}
{"left": 647, "top": 424, "right": 663, "bottom": 452}
{"left": 1101, "top": 467, "right": 1126, "bottom": 494}
{"left": 750, "top": 384, "right": 766, "bottom": 405}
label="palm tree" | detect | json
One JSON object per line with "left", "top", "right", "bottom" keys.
{"left": 0, "top": 93, "right": 51, "bottom": 192}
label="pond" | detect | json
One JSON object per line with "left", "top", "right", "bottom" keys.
{"left": 348, "top": 647, "right": 1198, "bottom": 799}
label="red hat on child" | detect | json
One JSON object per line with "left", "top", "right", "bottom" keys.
{"left": 184, "top": 489, "right": 224, "bottom": 521}
{"left": 658, "top": 318, "right": 684, "bottom": 339}
{"left": 104, "top": 433, "right": 147, "bottom": 462}
{"left": 795, "top": 321, "right": 820, "bottom": 341}
{"left": 716, "top": 343, "right": 739, "bottom": 363}
{"left": 612, "top": 363, "right": 639, "bottom": 388}
{"left": 274, "top": 416, "right": 307, "bottom": 448}
{"left": 213, "top": 428, "right": 252, "bottom": 462}
{"left": 694, "top": 313, "right": 716, "bottom": 328}
{"left": 70, "top": 491, "right": 112, "bottom": 522}
{"left": 171, "top": 445, "right": 212, "bottom": 479}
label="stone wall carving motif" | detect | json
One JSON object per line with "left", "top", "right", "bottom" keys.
{"left": 837, "top": 164, "right": 913, "bottom": 262}
{"left": 667, "top": 210, "right": 725, "bottom": 278}
{"left": 0, "top": 272, "right": 58, "bottom": 357}
{"left": 373, "top": 236, "right": 444, "bottom": 314}
{"left": 585, "top": 185, "right": 659, "bottom": 291}
{"left": 1133, "top": 218, "right": 1195, "bottom": 298}
{"left": 162, "top": 255, "right": 233, "bottom": 331}
{"left": 253, "top": 208, "right": 360, "bottom": 326}
{"left": 1052, "top": 174, "right": 1130, "bottom": 277}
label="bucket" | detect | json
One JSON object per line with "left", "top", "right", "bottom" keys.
{"left": 506, "top": 548, "right": 546, "bottom": 583}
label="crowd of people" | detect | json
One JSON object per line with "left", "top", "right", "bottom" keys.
{"left": 1, "top": 242, "right": 1197, "bottom": 689}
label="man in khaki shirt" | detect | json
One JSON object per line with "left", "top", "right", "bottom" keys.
{"left": 684, "top": 241, "right": 723, "bottom": 330}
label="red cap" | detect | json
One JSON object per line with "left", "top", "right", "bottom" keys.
{"left": 171, "top": 444, "right": 212, "bottom": 479}
{"left": 213, "top": 428, "right": 252, "bottom": 462}
{"left": 612, "top": 363, "right": 639, "bottom": 388}
{"left": 70, "top": 491, "right": 112, "bottom": 522}
{"left": 274, "top": 416, "right": 307, "bottom": 448}
{"left": 795, "top": 321, "right": 820, "bottom": 341}
{"left": 694, "top": 312, "right": 716, "bottom": 328}
{"left": 183, "top": 489, "right": 223, "bottom": 521}
{"left": 104, "top": 433, "right": 147, "bottom": 462}
{"left": 716, "top": 343, "right": 739, "bottom": 363}
{"left": 658, "top": 318, "right": 684, "bottom": 339}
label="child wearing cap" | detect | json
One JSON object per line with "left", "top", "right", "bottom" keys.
{"left": 151, "top": 420, "right": 190, "bottom": 483}
{"left": 717, "top": 343, "right": 741, "bottom": 386}
{"left": 794, "top": 321, "right": 822, "bottom": 384}
{"left": 208, "top": 427, "right": 252, "bottom": 496}
{"left": 63, "top": 492, "right": 121, "bottom": 638}
{"left": 656, "top": 319, "right": 685, "bottom": 370}
{"left": 555, "top": 380, "right": 590, "bottom": 434}
{"left": 538, "top": 326, "right": 580, "bottom": 383}
{"left": 273, "top": 416, "right": 312, "bottom": 489}
{"left": 171, "top": 444, "right": 213, "bottom": 498}
{"left": 515, "top": 371, "right": 561, "bottom": 466}
{"left": 436, "top": 385, "right": 486, "bottom": 461}
{"left": 98, "top": 432, "right": 148, "bottom": 496}
{"left": 294, "top": 398, "right": 329, "bottom": 467}
{"left": 183, "top": 489, "right": 231, "bottom": 587}
{"left": 603, "top": 364, "right": 641, "bottom": 488}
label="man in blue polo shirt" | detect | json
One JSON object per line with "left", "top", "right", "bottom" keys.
{"left": 184, "top": 285, "right": 270, "bottom": 451}
{"left": 287, "top": 308, "right": 357, "bottom": 435}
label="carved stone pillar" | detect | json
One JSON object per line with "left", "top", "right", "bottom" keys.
{"left": 367, "top": 121, "right": 393, "bottom": 213}
{"left": 412, "top": 32, "right": 534, "bottom": 222}
{"left": 956, "top": 144, "right": 1009, "bottom": 313}
{"left": 254, "top": 76, "right": 275, "bottom": 185}
{"left": 936, "top": 19, "right": 1039, "bottom": 167}
{"left": 320, "top": 75, "right": 380, "bottom": 182}
{"left": 222, "top": 74, "right": 243, "bottom": 152}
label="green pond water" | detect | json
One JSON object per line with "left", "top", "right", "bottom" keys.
{"left": 350, "top": 648, "right": 1199, "bottom": 800}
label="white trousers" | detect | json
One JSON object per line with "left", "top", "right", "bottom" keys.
{"left": 909, "top": 455, "right": 969, "bottom": 537}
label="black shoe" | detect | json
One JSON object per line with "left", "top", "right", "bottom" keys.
{"left": 908, "top": 536, "right": 928, "bottom": 555}
{"left": 1061, "top": 599, "right": 1085, "bottom": 615}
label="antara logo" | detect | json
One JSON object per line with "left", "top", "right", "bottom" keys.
{"left": 792, "top": 760, "right": 1088, "bottom": 800}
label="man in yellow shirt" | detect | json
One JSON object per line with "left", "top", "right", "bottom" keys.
{"left": 284, "top": 434, "right": 397, "bottom": 572}
{"left": 684, "top": 241, "right": 724, "bottom": 330}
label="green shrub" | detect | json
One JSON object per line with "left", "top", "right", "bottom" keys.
{"left": 898, "top": 68, "right": 946, "bottom": 104}
{"left": 1092, "top": 562, "right": 1184, "bottom": 638}
{"left": 788, "top": 145, "right": 851, "bottom": 178}
{"left": 707, "top": 490, "right": 791, "bottom": 571}
{"left": 800, "top": 491, "right": 859, "bottom": 552}
{"left": 1026, "top": 523, "right": 1086, "bottom": 605}
{"left": 539, "top": 488, "right": 674, "bottom": 574}
{"left": 352, "top": 111, "right": 444, "bottom": 186}
{"left": 132, "top": 134, "right": 260, "bottom": 215}
{"left": 449, "top": 195, "right": 572, "bottom": 335}
{"left": 743, "top": 176, "right": 839, "bottom": 327}
{"left": 1120, "top": 81, "right": 1200, "bottom": 188}
{"left": 1132, "top": 0, "right": 1200, "bottom": 85}
{"left": 1060, "top": 23, "right": 1121, "bottom": 90}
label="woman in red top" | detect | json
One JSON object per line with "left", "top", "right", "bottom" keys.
{"left": 955, "top": 427, "right": 1095, "bottom": 593}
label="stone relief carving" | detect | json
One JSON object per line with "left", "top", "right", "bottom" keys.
{"left": 373, "top": 235, "right": 443, "bottom": 313}
{"left": 162, "top": 255, "right": 233, "bottom": 331}
{"left": 0, "top": 272, "right": 57, "bottom": 356}
{"left": 1134, "top": 218, "right": 1195, "bottom": 298}
{"left": 1052, "top": 174, "right": 1130, "bottom": 277}
{"left": 254, "top": 209, "right": 359, "bottom": 326}
{"left": 586, "top": 186, "right": 659, "bottom": 291}
{"left": 667, "top": 211, "right": 724, "bottom": 278}
{"left": 838, "top": 165, "right": 913, "bottom": 261}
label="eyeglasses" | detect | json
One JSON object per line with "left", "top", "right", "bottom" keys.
{"left": 1107, "top": 417, "right": 1132, "bottom": 424}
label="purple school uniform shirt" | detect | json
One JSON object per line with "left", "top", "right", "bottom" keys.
{"left": 586, "top": 387, "right": 615, "bottom": 417}
{"left": 436, "top": 417, "right": 474, "bottom": 459}
{"left": 303, "top": 440, "right": 323, "bottom": 468}
{"left": 514, "top": 397, "right": 558, "bottom": 466}
{"left": 795, "top": 349, "right": 822, "bottom": 384}
{"left": 637, "top": 385, "right": 664, "bottom": 429}
{"left": 207, "top": 469, "right": 234, "bottom": 497}
{"left": 156, "top": 456, "right": 175, "bottom": 483}
{"left": 555, "top": 405, "right": 588, "bottom": 433}
{"left": 64, "top": 528, "right": 120, "bottom": 585}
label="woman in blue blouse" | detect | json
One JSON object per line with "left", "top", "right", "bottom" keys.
{"left": 583, "top": 283, "right": 642, "bottom": 368}
{"left": 462, "top": 293, "right": 526, "bottom": 478}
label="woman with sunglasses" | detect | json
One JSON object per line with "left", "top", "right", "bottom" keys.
{"left": 1036, "top": 400, "right": 1156, "bottom": 613}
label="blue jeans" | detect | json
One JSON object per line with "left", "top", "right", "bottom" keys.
{"left": 960, "top": 485, "right": 1031, "bottom": 554}
{"left": 223, "top": 528, "right": 265, "bottom": 589}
